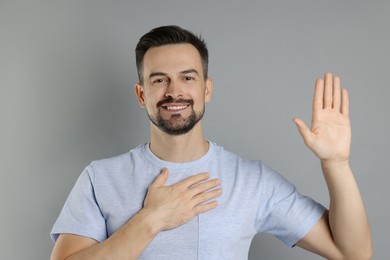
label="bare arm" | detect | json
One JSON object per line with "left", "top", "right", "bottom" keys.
{"left": 50, "top": 168, "right": 222, "bottom": 260}
{"left": 50, "top": 209, "right": 158, "bottom": 260}
{"left": 293, "top": 73, "right": 372, "bottom": 259}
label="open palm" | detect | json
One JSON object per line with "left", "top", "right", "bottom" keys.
{"left": 293, "top": 73, "right": 351, "bottom": 162}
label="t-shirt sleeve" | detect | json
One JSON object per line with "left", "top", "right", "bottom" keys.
{"left": 50, "top": 165, "right": 107, "bottom": 242}
{"left": 256, "top": 163, "right": 327, "bottom": 248}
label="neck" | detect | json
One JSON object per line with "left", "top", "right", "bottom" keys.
{"left": 149, "top": 122, "right": 209, "bottom": 163}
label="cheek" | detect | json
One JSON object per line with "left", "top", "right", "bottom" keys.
{"left": 145, "top": 99, "right": 158, "bottom": 111}
{"left": 145, "top": 95, "right": 164, "bottom": 113}
{"left": 193, "top": 97, "right": 206, "bottom": 111}
{"left": 142, "top": 90, "right": 160, "bottom": 107}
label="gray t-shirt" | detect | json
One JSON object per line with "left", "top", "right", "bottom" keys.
{"left": 51, "top": 142, "right": 326, "bottom": 259}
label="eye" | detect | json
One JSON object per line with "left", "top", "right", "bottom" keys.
{"left": 152, "top": 78, "right": 169, "bottom": 86}
{"left": 184, "top": 76, "right": 194, "bottom": 81}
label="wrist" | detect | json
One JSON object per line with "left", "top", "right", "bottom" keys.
{"left": 137, "top": 208, "right": 164, "bottom": 235}
{"left": 321, "top": 159, "right": 350, "bottom": 174}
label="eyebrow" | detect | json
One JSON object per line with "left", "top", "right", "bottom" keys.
{"left": 179, "top": 69, "right": 199, "bottom": 75}
{"left": 148, "top": 69, "right": 199, "bottom": 79}
{"left": 148, "top": 72, "right": 168, "bottom": 79}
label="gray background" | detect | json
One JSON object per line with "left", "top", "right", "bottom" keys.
{"left": 1, "top": 0, "right": 389, "bottom": 259}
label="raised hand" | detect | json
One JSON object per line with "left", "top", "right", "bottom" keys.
{"left": 143, "top": 168, "right": 222, "bottom": 231}
{"left": 293, "top": 72, "right": 351, "bottom": 163}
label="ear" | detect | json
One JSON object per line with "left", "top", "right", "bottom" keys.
{"left": 204, "top": 77, "right": 213, "bottom": 102}
{"left": 134, "top": 83, "right": 146, "bottom": 108}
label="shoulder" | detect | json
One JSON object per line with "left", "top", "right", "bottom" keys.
{"left": 86, "top": 144, "right": 146, "bottom": 181}
{"left": 211, "top": 142, "right": 271, "bottom": 178}
{"left": 211, "top": 143, "right": 247, "bottom": 163}
{"left": 212, "top": 143, "right": 265, "bottom": 168}
{"left": 89, "top": 152, "right": 130, "bottom": 171}
{"left": 212, "top": 142, "right": 290, "bottom": 184}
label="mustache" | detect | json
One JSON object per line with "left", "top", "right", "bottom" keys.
{"left": 156, "top": 96, "right": 194, "bottom": 108}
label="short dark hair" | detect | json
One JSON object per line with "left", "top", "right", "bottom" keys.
{"left": 135, "top": 25, "right": 208, "bottom": 83}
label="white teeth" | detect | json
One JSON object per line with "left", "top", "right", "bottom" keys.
{"left": 167, "top": 105, "right": 187, "bottom": 110}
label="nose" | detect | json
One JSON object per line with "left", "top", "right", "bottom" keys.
{"left": 165, "top": 80, "right": 183, "bottom": 98}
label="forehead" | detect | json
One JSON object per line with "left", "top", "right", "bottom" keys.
{"left": 143, "top": 43, "right": 204, "bottom": 76}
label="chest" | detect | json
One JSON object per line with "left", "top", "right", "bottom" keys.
{"left": 96, "top": 166, "right": 261, "bottom": 259}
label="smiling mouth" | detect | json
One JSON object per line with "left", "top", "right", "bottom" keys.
{"left": 162, "top": 104, "right": 190, "bottom": 111}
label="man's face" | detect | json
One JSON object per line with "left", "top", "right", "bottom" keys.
{"left": 135, "top": 44, "right": 212, "bottom": 135}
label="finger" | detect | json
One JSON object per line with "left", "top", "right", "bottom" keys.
{"left": 176, "top": 172, "right": 210, "bottom": 189}
{"left": 293, "top": 118, "right": 313, "bottom": 146}
{"left": 324, "top": 72, "right": 333, "bottom": 109}
{"left": 193, "top": 200, "right": 219, "bottom": 215}
{"left": 192, "top": 188, "right": 223, "bottom": 205}
{"left": 189, "top": 178, "right": 221, "bottom": 197}
{"left": 150, "top": 168, "right": 169, "bottom": 188}
{"left": 333, "top": 76, "right": 341, "bottom": 111}
{"left": 341, "top": 88, "right": 349, "bottom": 116}
{"left": 313, "top": 78, "right": 324, "bottom": 112}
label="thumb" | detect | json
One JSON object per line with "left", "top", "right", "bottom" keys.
{"left": 151, "top": 168, "right": 169, "bottom": 187}
{"left": 292, "top": 118, "right": 313, "bottom": 145}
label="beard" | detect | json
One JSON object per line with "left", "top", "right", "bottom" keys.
{"left": 147, "top": 97, "right": 205, "bottom": 136}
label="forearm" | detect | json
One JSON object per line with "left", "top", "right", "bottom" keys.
{"left": 66, "top": 209, "right": 160, "bottom": 260}
{"left": 322, "top": 160, "right": 372, "bottom": 258}
{"left": 53, "top": 170, "right": 220, "bottom": 260}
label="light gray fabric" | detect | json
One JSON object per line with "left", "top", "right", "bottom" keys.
{"left": 51, "top": 142, "right": 326, "bottom": 259}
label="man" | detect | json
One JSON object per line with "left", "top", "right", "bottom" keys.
{"left": 50, "top": 25, "right": 372, "bottom": 259}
